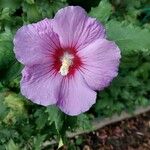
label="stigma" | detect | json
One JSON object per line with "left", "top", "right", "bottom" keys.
{"left": 59, "top": 52, "right": 74, "bottom": 76}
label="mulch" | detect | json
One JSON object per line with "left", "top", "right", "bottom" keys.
{"left": 60, "top": 111, "right": 150, "bottom": 150}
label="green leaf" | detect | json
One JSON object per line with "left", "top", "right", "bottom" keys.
{"left": 46, "top": 106, "right": 64, "bottom": 131}
{"left": 75, "top": 137, "right": 83, "bottom": 145}
{"left": 0, "top": 0, "right": 22, "bottom": 10}
{"left": 25, "top": 0, "right": 35, "bottom": 4}
{"left": 5, "top": 139, "right": 20, "bottom": 150}
{"left": 34, "top": 109, "right": 48, "bottom": 130}
{"left": 33, "top": 134, "right": 46, "bottom": 150}
{"left": 106, "top": 20, "right": 150, "bottom": 52}
{"left": 136, "top": 97, "right": 149, "bottom": 106}
{"left": 0, "top": 41, "right": 14, "bottom": 70}
{"left": 36, "top": 0, "right": 67, "bottom": 19}
{"left": 22, "top": 3, "right": 42, "bottom": 22}
{"left": 2, "top": 61, "right": 22, "bottom": 82}
{"left": 77, "top": 114, "right": 91, "bottom": 130}
{"left": 0, "top": 92, "right": 9, "bottom": 121}
{"left": 0, "top": 28, "right": 22, "bottom": 84}
{"left": 0, "top": 8, "right": 10, "bottom": 21}
{"left": 89, "top": 0, "right": 112, "bottom": 23}
{"left": 0, "top": 27, "right": 13, "bottom": 42}
{"left": 0, "top": 28, "right": 15, "bottom": 72}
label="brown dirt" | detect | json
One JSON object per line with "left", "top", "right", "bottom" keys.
{"left": 61, "top": 111, "right": 150, "bottom": 150}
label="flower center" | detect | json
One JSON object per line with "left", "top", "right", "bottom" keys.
{"left": 59, "top": 52, "right": 74, "bottom": 76}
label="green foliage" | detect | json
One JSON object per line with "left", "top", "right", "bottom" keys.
{"left": 33, "top": 134, "right": 46, "bottom": 150}
{"left": 46, "top": 105, "right": 65, "bottom": 131}
{"left": 0, "top": 0, "right": 150, "bottom": 149}
{"left": 89, "top": 0, "right": 112, "bottom": 23}
{"left": 106, "top": 20, "right": 150, "bottom": 52}
{"left": 95, "top": 53, "right": 150, "bottom": 117}
{"left": 0, "top": 93, "right": 9, "bottom": 121}
{"left": 22, "top": 0, "right": 67, "bottom": 23}
{"left": 76, "top": 114, "right": 91, "bottom": 130}
{"left": 5, "top": 139, "right": 20, "bottom": 150}
{"left": 0, "top": 28, "right": 14, "bottom": 71}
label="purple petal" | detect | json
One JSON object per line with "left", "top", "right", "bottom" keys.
{"left": 77, "top": 39, "right": 121, "bottom": 91}
{"left": 13, "top": 18, "right": 61, "bottom": 66}
{"left": 52, "top": 6, "right": 105, "bottom": 50}
{"left": 21, "top": 64, "right": 63, "bottom": 106}
{"left": 57, "top": 71, "right": 97, "bottom": 116}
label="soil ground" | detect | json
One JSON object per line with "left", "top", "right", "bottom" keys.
{"left": 60, "top": 111, "right": 150, "bottom": 150}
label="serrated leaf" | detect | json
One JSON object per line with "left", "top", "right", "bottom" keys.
{"left": 0, "top": 28, "right": 22, "bottom": 83}
{"left": 33, "top": 134, "right": 46, "bottom": 150}
{"left": 46, "top": 106, "right": 64, "bottom": 131}
{"left": 0, "top": 28, "right": 15, "bottom": 72}
{"left": 22, "top": 3, "right": 42, "bottom": 22}
{"left": 5, "top": 139, "right": 20, "bottom": 150}
{"left": 106, "top": 20, "right": 150, "bottom": 52}
{"left": 0, "top": 27, "right": 13, "bottom": 41}
{"left": 0, "top": 41, "right": 14, "bottom": 70}
{"left": 34, "top": 109, "right": 48, "bottom": 130}
{"left": 0, "top": 8, "right": 10, "bottom": 21}
{"left": 89, "top": 0, "right": 112, "bottom": 23}
{"left": 77, "top": 114, "right": 91, "bottom": 130}
{"left": 36, "top": 0, "right": 67, "bottom": 19}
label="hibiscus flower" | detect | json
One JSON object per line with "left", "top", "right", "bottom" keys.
{"left": 13, "top": 6, "right": 121, "bottom": 116}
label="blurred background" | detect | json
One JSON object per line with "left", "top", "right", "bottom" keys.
{"left": 0, "top": 0, "right": 150, "bottom": 149}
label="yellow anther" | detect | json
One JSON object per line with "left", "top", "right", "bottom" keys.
{"left": 59, "top": 53, "right": 73, "bottom": 76}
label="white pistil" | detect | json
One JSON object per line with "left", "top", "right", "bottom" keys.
{"left": 59, "top": 52, "right": 74, "bottom": 76}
